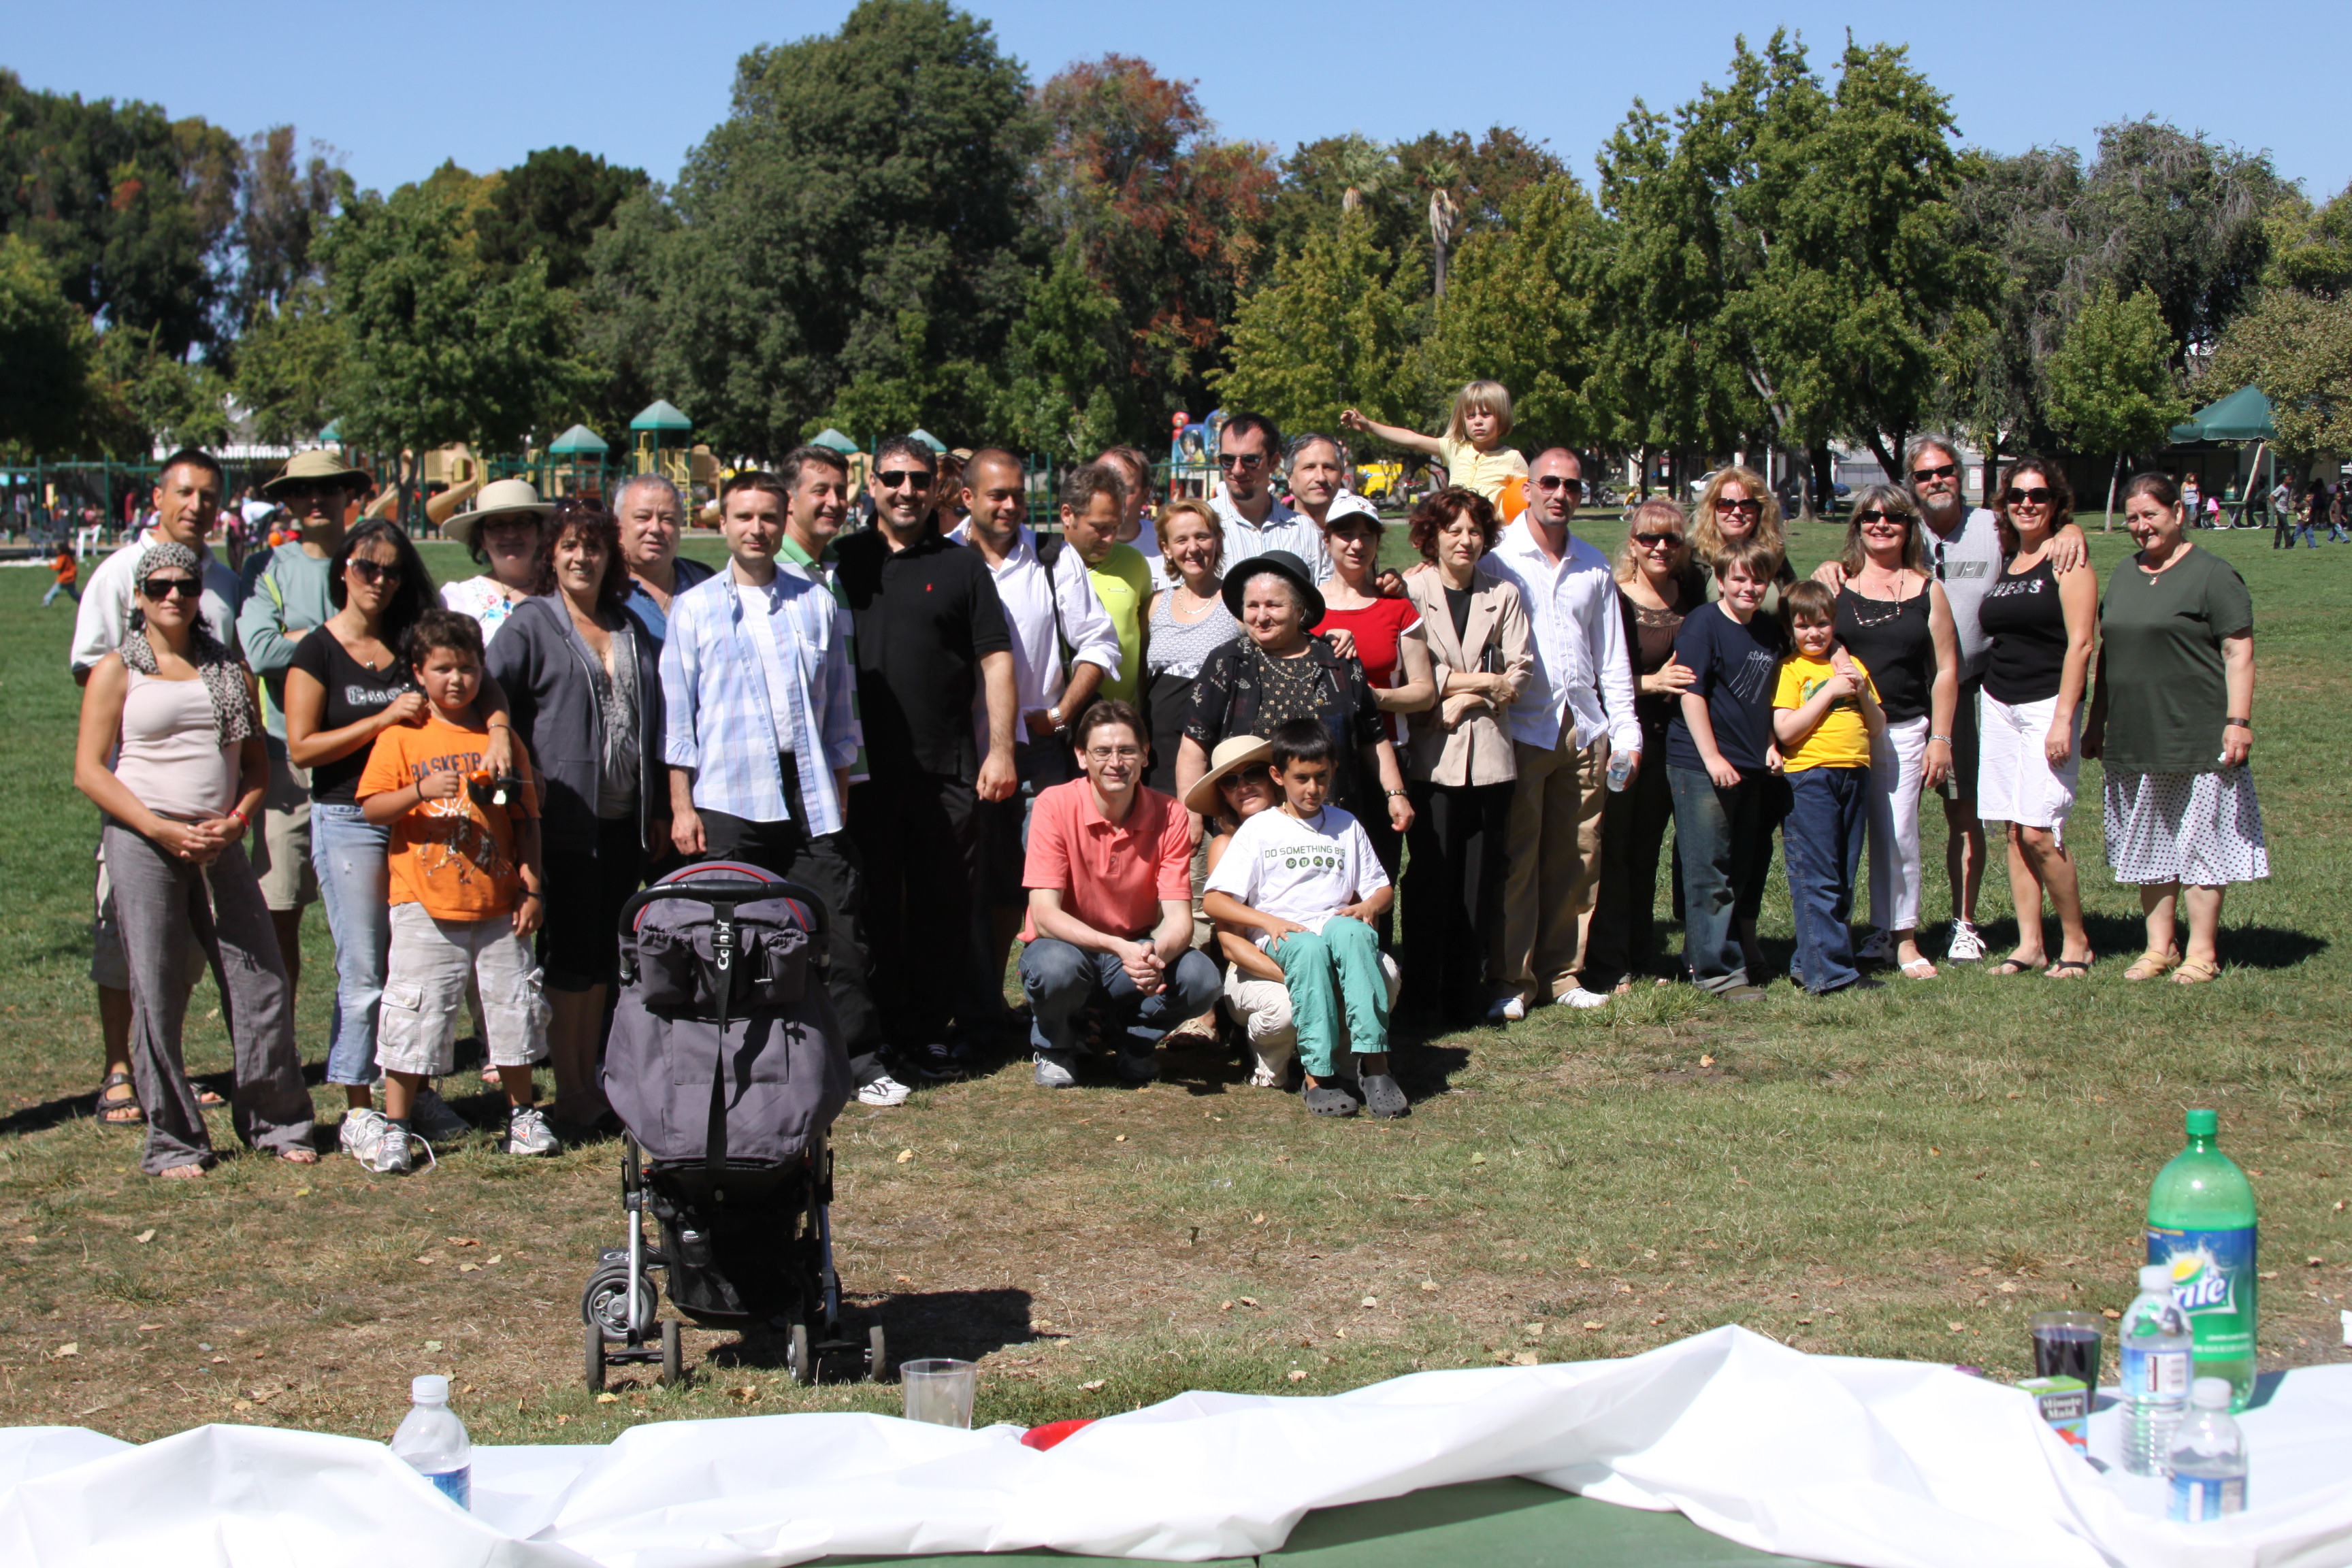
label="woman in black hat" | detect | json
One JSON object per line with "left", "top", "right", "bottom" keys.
{"left": 1176, "top": 550, "right": 1413, "bottom": 855}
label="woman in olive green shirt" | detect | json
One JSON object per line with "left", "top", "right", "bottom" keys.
{"left": 2083, "top": 473, "right": 2267, "bottom": 985}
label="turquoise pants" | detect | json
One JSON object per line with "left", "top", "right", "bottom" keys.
{"left": 1271, "top": 917, "right": 1390, "bottom": 1077}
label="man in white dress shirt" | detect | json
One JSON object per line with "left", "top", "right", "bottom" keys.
{"left": 1213, "top": 412, "right": 1330, "bottom": 581}
{"left": 949, "top": 448, "right": 1124, "bottom": 1032}
{"left": 1483, "top": 448, "right": 1640, "bottom": 1018}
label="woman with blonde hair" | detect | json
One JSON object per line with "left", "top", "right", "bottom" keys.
{"left": 1693, "top": 466, "right": 1798, "bottom": 615}
{"left": 1831, "top": 484, "right": 1961, "bottom": 979}
{"left": 1341, "top": 381, "right": 1532, "bottom": 516}
{"left": 1143, "top": 497, "right": 1239, "bottom": 798}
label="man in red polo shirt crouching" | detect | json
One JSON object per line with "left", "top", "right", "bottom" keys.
{"left": 1019, "top": 700, "right": 1221, "bottom": 1088}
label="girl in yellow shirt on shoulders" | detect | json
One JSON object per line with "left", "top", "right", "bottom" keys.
{"left": 1343, "top": 382, "right": 1532, "bottom": 519}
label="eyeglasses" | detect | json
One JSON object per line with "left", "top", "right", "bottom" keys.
{"left": 1632, "top": 532, "right": 1685, "bottom": 549}
{"left": 1218, "top": 451, "right": 1267, "bottom": 471}
{"left": 348, "top": 558, "right": 404, "bottom": 586}
{"left": 1931, "top": 539, "right": 1948, "bottom": 581}
{"left": 140, "top": 576, "right": 202, "bottom": 600}
{"left": 278, "top": 481, "right": 342, "bottom": 503}
{"left": 1714, "top": 498, "right": 1762, "bottom": 517}
{"left": 2004, "top": 487, "right": 2055, "bottom": 507}
{"left": 1533, "top": 476, "right": 1582, "bottom": 492}
{"left": 1083, "top": 745, "right": 1143, "bottom": 762}
{"left": 1854, "top": 510, "right": 1906, "bottom": 527}
{"left": 1909, "top": 463, "right": 1958, "bottom": 483}
{"left": 875, "top": 470, "right": 932, "bottom": 490}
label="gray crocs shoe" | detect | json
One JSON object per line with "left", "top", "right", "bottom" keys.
{"left": 1304, "top": 1084, "right": 1359, "bottom": 1117}
{"left": 1358, "top": 1073, "right": 1409, "bottom": 1119}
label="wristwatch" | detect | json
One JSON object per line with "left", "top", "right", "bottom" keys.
{"left": 2225, "top": 717, "right": 2252, "bottom": 729}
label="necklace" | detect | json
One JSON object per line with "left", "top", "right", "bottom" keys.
{"left": 1843, "top": 570, "right": 1914, "bottom": 627}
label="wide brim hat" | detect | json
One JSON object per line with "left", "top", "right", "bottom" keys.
{"left": 260, "top": 448, "right": 372, "bottom": 500}
{"left": 1220, "top": 549, "right": 1325, "bottom": 627}
{"left": 1184, "top": 734, "right": 1276, "bottom": 819}
{"left": 446, "top": 477, "right": 555, "bottom": 551}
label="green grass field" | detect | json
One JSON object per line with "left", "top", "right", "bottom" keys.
{"left": 1, "top": 517, "right": 2347, "bottom": 1447}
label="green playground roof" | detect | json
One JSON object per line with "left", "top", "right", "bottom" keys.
{"left": 811, "top": 427, "right": 859, "bottom": 454}
{"left": 629, "top": 399, "right": 693, "bottom": 433}
{"left": 546, "top": 424, "right": 608, "bottom": 455}
{"left": 906, "top": 428, "right": 947, "bottom": 453}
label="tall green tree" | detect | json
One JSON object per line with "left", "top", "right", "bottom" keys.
{"left": 610, "top": 0, "right": 1041, "bottom": 455}
{"left": 2212, "top": 287, "right": 2352, "bottom": 463}
{"left": 233, "top": 278, "right": 346, "bottom": 446}
{"left": 229, "top": 127, "right": 347, "bottom": 330}
{"left": 477, "top": 147, "right": 647, "bottom": 293}
{"left": 1213, "top": 209, "right": 1425, "bottom": 437}
{"left": 317, "top": 179, "right": 589, "bottom": 462}
{"left": 988, "top": 238, "right": 1124, "bottom": 457}
{"left": 0, "top": 233, "right": 118, "bottom": 455}
{"left": 2044, "top": 282, "right": 2186, "bottom": 524}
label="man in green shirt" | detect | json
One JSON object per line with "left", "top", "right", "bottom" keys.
{"left": 1062, "top": 462, "right": 1151, "bottom": 709}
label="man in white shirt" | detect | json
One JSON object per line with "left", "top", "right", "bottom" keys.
{"left": 949, "top": 448, "right": 1123, "bottom": 1015}
{"left": 1483, "top": 448, "right": 1639, "bottom": 1017}
{"left": 1213, "top": 412, "right": 1330, "bottom": 581}
{"left": 69, "top": 448, "right": 242, "bottom": 1129}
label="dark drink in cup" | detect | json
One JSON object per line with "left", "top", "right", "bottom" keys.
{"left": 2030, "top": 1311, "right": 2104, "bottom": 1387}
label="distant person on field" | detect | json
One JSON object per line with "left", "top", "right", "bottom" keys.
{"left": 1344, "top": 382, "right": 1532, "bottom": 520}
{"left": 44, "top": 544, "right": 78, "bottom": 606}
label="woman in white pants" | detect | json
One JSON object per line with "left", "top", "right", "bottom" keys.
{"left": 1829, "top": 486, "right": 1959, "bottom": 979}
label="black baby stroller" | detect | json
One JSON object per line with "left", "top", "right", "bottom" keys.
{"left": 580, "top": 861, "right": 883, "bottom": 1388}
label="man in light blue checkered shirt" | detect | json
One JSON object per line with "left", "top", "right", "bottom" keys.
{"left": 661, "top": 471, "right": 895, "bottom": 1099}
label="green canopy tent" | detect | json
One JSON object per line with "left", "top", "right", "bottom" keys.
{"left": 2170, "top": 386, "right": 2279, "bottom": 524}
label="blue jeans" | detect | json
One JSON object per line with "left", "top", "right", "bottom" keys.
{"left": 1784, "top": 766, "right": 1867, "bottom": 994}
{"left": 1019, "top": 938, "right": 1221, "bottom": 1059}
{"left": 310, "top": 801, "right": 392, "bottom": 1085}
{"left": 1668, "top": 765, "right": 1777, "bottom": 992}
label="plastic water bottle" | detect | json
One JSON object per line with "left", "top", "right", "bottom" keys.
{"left": 2166, "top": 1377, "right": 2249, "bottom": 1521}
{"left": 2146, "top": 1108, "right": 2259, "bottom": 1409}
{"left": 390, "top": 1374, "right": 472, "bottom": 1509}
{"left": 1605, "top": 747, "right": 1635, "bottom": 793}
{"left": 2120, "top": 1262, "right": 2194, "bottom": 1476}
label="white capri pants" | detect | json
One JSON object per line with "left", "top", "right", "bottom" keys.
{"left": 1976, "top": 694, "right": 2080, "bottom": 840}
{"left": 1224, "top": 953, "right": 1401, "bottom": 1086}
{"left": 377, "top": 902, "right": 550, "bottom": 1077}
{"left": 1866, "top": 715, "right": 1930, "bottom": 934}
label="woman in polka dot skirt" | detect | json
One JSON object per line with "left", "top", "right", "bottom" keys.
{"left": 2083, "top": 473, "right": 2268, "bottom": 985}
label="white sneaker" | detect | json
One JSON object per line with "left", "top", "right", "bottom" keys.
{"left": 856, "top": 1073, "right": 911, "bottom": 1107}
{"left": 1487, "top": 995, "right": 1526, "bottom": 1022}
{"left": 338, "top": 1107, "right": 391, "bottom": 1166}
{"left": 1855, "top": 929, "right": 1894, "bottom": 966}
{"left": 1946, "top": 920, "right": 1987, "bottom": 963}
{"left": 408, "top": 1086, "right": 472, "bottom": 1143}
{"left": 1556, "top": 987, "right": 1613, "bottom": 1010}
{"left": 503, "top": 1105, "right": 559, "bottom": 1156}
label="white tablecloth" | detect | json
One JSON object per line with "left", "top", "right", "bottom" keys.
{"left": 3, "top": 1326, "right": 2347, "bottom": 1567}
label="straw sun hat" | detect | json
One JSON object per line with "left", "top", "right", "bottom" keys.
{"left": 259, "top": 448, "right": 372, "bottom": 500}
{"left": 445, "top": 477, "right": 555, "bottom": 551}
{"left": 1183, "top": 734, "right": 1276, "bottom": 818}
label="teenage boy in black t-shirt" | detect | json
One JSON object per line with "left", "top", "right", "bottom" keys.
{"left": 832, "top": 436, "right": 1018, "bottom": 1074}
{"left": 1665, "top": 540, "right": 1788, "bottom": 998}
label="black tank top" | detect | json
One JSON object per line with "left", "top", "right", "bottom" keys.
{"left": 1978, "top": 556, "right": 2067, "bottom": 704}
{"left": 1833, "top": 585, "right": 1933, "bottom": 721}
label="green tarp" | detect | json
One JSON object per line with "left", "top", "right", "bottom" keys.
{"left": 2170, "top": 385, "right": 2274, "bottom": 443}
{"left": 819, "top": 1478, "right": 1823, "bottom": 1567}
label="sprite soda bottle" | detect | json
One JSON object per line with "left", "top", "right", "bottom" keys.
{"left": 2146, "top": 1109, "right": 2257, "bottom": 1411}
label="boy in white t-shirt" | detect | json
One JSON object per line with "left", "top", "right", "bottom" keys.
{"left": 1203, "top": 719, "right": 1401, "bottom": 1118}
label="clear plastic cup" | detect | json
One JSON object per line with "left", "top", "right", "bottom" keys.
{"left": 901, "top": 1358, "right": 977, "bottom": 1428}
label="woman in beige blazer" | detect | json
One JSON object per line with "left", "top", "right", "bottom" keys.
{"left": 1401, "top": 488, "right": 1533, "bottom": 1023}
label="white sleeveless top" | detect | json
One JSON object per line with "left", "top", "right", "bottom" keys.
{"left": 115, "top": 669, "right": 238, "bottom": 820}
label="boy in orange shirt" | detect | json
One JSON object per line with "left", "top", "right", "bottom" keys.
{"left": 44, "top": 546, "right": 78, "bottom": 606}
{"left": 357, "top": 609, "right": 553, "bottom": 1172}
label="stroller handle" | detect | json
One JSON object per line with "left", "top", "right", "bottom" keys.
{"left": 619, "top": 878, "right": 830, "bottom": 941}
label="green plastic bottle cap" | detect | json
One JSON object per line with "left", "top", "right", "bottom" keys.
{"left": 2186, "top": 1109, "right": 2219, "bottom": 1136}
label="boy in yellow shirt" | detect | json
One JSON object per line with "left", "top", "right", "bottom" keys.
{"left": 1771, "top": 582, "right": 1885, "bottom": 996}
{"left": 1341, "top": 381, "right": 1532, "bottom": 518}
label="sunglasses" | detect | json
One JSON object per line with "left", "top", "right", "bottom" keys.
{"left": 1218, "top": 452, "right": 1267, "bottom": 470}
{"left": 1633, "top": 532, "right": 1685, "bottom": 549}
{"left": 1715, "top": 497, "right": 1762, "bottom": 516}
{"left": 875, "top": 470, "right": 932, "bottom": 490}
{"left": 1533, "top": 475, "right": 1581, "bottom": 492}
{"left": 1909, "top": 463, "right": 1958, "bottom": 483}
{"left": 348, "top": 558, "right": 404, "bottom": 586}
{"left": 1855, "top": 510, "right": 1907, "bottom": 527}
{"left": 2004, "top": 487, "right": 2055, "bottom": 507}
{"left": 278, "top": 480, "right": 344, "bottom": 503}
{"left": 141, "top": 576, "right": 202, "bottom": 600}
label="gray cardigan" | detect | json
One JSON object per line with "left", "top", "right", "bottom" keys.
{"left": 487, "top": 593, "right": 666, "bottom": 851}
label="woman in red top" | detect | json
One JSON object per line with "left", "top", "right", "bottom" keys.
{"left": 1314, "top": 499, "right": 1435, "bottom": 935}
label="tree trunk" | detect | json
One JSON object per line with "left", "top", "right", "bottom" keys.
{"left": 1981, "top": 429, "right": 2001, "bottom": 511}
{"left": 2103, "top": 453, "right": 2122, "bottom": 532}
{"left": 1807, "top": 446, "right": 1835, "bottom": 520}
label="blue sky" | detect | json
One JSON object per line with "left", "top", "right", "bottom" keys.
{"left": 10, "top": 1, "right": 2348, "bottom": 200}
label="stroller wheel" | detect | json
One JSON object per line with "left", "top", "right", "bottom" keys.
{"left": 660, "top": 1319, "right": 684, "bottom": 1388}
{"left": 582, "top": 1263, "right": 657, "bottom": 1339}
{"left": 868, "top": 1324, "right": 887, "bottom": 1383}
{"left": 584, "top": 1323, "right": 607, "bottom": 1393}
{"left": 789, "top": 1322, "right": 814, "bottom": 1386}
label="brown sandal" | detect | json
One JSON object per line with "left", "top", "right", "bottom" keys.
{"left": 2172, "top": 959, "right": 2221, "bottom": 985}
{"left": 2124, "top": 949, "right": 2180, "bottom": 981}
{"left": 96, "top": 1070, "right": 144, "bottom": 1126}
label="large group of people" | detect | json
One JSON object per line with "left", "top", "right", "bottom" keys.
{"left": 63, "top": 396, "right": 2278, "bottom": 1169}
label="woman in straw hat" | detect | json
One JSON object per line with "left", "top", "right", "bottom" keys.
{"left": 440, "top": 478, "right": 555, "bottom": 646}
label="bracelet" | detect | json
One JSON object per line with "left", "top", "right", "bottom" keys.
{"left": 519, "top": 889, "right": 543, "bottom": 902}
{"left": 1929, "top": 734, "right": 1952, "bottom": 745}
{"left": 2224, "top": 717, "right": 2251, "bottom": 729}
{"left": 229, "top": 808, "right": 250, "bottom": 832}
{"left": 1385, "top": 788, "right": 1407, "bottom": 798}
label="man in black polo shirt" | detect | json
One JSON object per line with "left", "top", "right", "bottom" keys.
{"left": 834, "top": 435, "right": 1018, "bottom": 1074}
